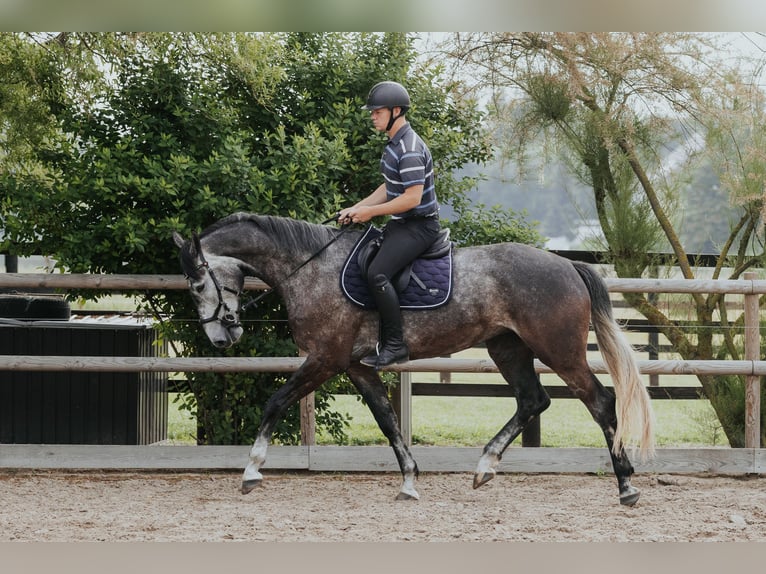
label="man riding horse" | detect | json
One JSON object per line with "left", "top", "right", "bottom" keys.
{"left": 175, "top": 81, "right": 655, "bottom": 505}
{"left": 338, "top": 81, "right": 441, "bottom": 369}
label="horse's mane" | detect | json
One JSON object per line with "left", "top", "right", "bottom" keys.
{"left": 200, "top": 212, "right": 341, "bottom": 255}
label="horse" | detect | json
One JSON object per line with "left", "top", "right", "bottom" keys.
{"left": 173, "top": 212, "right": 655, "bottom": 506}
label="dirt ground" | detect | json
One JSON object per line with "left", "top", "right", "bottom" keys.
{"left": 1, "top": 469, "right": 764, "bottom": 542}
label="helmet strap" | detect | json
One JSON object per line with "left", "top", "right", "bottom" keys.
{"left": 386, "top": 107, "right": 404, "bottom": 131}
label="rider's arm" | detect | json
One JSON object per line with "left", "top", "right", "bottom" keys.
{"left": 339, "top": 184, "right": 422, "bottom": 224}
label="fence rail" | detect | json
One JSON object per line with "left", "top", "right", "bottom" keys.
{"left": 0, "top": 272, "right": 763, "bottom": 472}
{"left": 0, "top": 355, "right": 765, "bottom": 376}
{"left": 0, "top": 273, "right": 267, "bottom": 291}
{"left": 2, "top": 272, "right": 766, "bottom": 294}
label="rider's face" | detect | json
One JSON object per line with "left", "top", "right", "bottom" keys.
{"left": 370, "top": 107, "right": 394, "bottom": 132}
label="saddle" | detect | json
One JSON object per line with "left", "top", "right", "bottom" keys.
{"left": 340, "top": 225, "right": 454, "bottom": 310}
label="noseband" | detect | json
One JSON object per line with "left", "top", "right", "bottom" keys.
{"left": 188, "top": 244, "right": 242, "bottom": 331}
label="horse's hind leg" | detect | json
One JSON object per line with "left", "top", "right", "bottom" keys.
{"left": 474, "top": 332, "right": 551, "bottom": 489}
{"left": 578, "top": 372, "right": 640, "bottom": 506}
{"left": 549, "top": 361, "right": 640, "bottom": 506}
{"left": 346, "top": 364, "right": 420, "bottom": 500}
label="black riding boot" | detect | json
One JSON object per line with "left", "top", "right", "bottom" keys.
{"left": 360, "top": 275, "right": 409, "bottom": 369}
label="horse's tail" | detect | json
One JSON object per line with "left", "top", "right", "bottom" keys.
{"left": 573, "top": 261, "right": 655, "bottom": 461}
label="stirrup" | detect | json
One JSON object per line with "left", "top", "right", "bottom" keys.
{"left": 360, "top": 342, "right": 381, "bottom": 367}
{"left": 374, "top": 343, "right": 409, "bottom": 368}
{"left": 360, "top": 353, "right": 379, "bottom": 367}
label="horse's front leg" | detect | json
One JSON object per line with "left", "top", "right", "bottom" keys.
{"left": 241, "top": 436, "right": 269, "bottom": 493}
{"left": 241, "top": 357, "right": 339, "bottom": 495}
{"left": 347, "top": 364, "right": 420, "bottom": 500}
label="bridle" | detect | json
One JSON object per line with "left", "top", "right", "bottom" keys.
{"left": 188, "top": 243, "right": 242, "bottom": 331}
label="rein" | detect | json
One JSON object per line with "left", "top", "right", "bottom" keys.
{"left": 240, "top": 213, "right": 354, "bottom": 312}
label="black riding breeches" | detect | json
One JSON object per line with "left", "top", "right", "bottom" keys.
{"left": 366, "top": 216, "right": 441, "bottom": 288}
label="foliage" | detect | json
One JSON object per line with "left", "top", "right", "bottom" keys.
{"left": 444, "top": 201, "right": 545, "bottom": 248}
{"left": 0, "top": 32, "right": 494, "bottom": 445}
{"left": 0, "top": 34, "right": 61, "bottom": 164}
{"left": 444, "top": 32, "right": 766, "bottom": 446}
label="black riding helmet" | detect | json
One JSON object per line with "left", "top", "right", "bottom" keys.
{"left": 362, "top": 81, "right": 410, "bottom": 130}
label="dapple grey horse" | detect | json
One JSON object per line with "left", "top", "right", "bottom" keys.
{"left": 174, "top": 212, "right": 654, "bottom": 506}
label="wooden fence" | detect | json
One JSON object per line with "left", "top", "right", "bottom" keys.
{"left": 0, "top": 271, "right": 763, "bottom": 474}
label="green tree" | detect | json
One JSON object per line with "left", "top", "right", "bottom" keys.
{"left": 445, "top": 32, "right": 766, "bottom": 447}
{"left": 1, "top": 32, "right": 497, "bottom": 444}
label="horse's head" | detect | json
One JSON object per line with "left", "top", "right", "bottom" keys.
{"left": 173, "top": 231, "right": 251, "bottom": 348}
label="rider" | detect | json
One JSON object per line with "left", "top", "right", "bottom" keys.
{"left": 338, "top": 81, "right": 440, "bottom": 369}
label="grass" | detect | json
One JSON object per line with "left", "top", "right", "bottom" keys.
{"left": 167, "top": 394, "right": 198, "bottom": 443}
{"left": 69, "top": 294, "right": 143, "bottom": 312}
{"left": 313, "top": 393, "right": 725, "bottom": 448}
{"left": 167, "top": 391, "right": 726, "bottom": 448}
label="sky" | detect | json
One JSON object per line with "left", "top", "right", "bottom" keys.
{"left": 2, "top": 1, "right": 766, "bottom": 32}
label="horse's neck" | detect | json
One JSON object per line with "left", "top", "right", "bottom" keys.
{"left": 203, "top": 218, "right": 335, "bottom": 284}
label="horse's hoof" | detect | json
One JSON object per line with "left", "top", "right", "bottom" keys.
{"left": 473, "top": 471, "right": 495, "bottom": 489}
{"left": 241, "top": 479, "right": 262, "bottom": 495}
{"left": 395, "top": 491, "right": 419, "bottom": 501}
{"left": 620, "top": 486, "right": 641, "bottom": 506}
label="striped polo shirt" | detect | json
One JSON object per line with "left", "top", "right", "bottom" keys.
{"left": 381, "top": 122, "right": 438, "bottom": 218}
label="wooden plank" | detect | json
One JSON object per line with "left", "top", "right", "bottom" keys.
{"left": 0, "top": 273, "right": 268, "bottom": 291}
{"left": 0, "top": 355, "right": 762, "bottom": 376}
{"left": 744, "top": 272, "right": 761, "bottom": 448}
{"left": 0, "top": 355, "right": 307, "bottom": 372}
{"left": 756, "top": 449, "right": 766, "bottom": 473}
{"left": 412, "top": 383, "right": 705, "bottom": 400}
{"left": 298, "top": 350, "right": 315, "bottom": 446}
{"left": 633, "top": 448, "right": 758, "bottom": 474}
{"left": 2, "top": 273, "right": 765, "bottom": 295}
{"left": 496, "top": 447, "right": 614, "bottom": 473}
{"left": 549, "top": 249, "right": 723, "bottom": 267}
{"left": 1, "top": 445, "right": 762, "bottom": 474}
{"left": 644, "top": 386, "right": 706, "bottom": 400}
{"left": 299, "top": 393, "right": 315, "bottom": 446}
{"left": 603, "top": 278, "right": 766, "bottom": 294}
{"left": 0, "top": 444, "right": 308, "bottom": 470}
{"left": 399, "top": 372, "right": 413, "bottom": 447}
{"left": 387, "top": 358, "right": 762, "bottom": 377}
{"left": 308, "top": 446, "right": 400, "bottom": 472}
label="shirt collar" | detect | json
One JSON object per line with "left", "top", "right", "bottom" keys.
{"left": 388, "top": 122, "right": 412, "bottom": 145}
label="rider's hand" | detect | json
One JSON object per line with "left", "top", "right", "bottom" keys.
{"left": 338, "top": 206, "right": 373, "bottom": 225}
{"left": 338, "top": 208, "right": 354, "bottom": 225}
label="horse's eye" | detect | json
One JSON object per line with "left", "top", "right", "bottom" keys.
{"left": 195, "top": 284, "right": 205, "bottom": 294}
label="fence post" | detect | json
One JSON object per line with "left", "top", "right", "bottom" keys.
{"left": 439, "top": 355, "right": 451, "bottom": 384}
{"left": 521, "top": 416, "right": 541, "bottom": 447}
{"left": 396, "top": 372, "right": 413, "bottom": 447}
{"left": 3, "top": 254, "right": 18, "bottom": 273}
{"left": 298, "top": 350, "right": 316, "bottom": 446}
{"left": 647, "top": 265, "right": 660, "bottom": 386}
{"left": 300, "top": 393, "right": 316, "bottom": 446}
{"left": 744, "top": 272, "right": 761, "bottom": 448}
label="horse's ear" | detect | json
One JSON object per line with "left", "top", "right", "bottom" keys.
{"left": 192, "top": 232, "right": 202, "bottom": 256}
{"left": 172, "top": 231, "right": 186, "bottom": 249}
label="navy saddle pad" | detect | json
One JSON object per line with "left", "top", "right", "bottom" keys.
{"left": 340, "top": 225, "right": 454, "bottom": 310}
